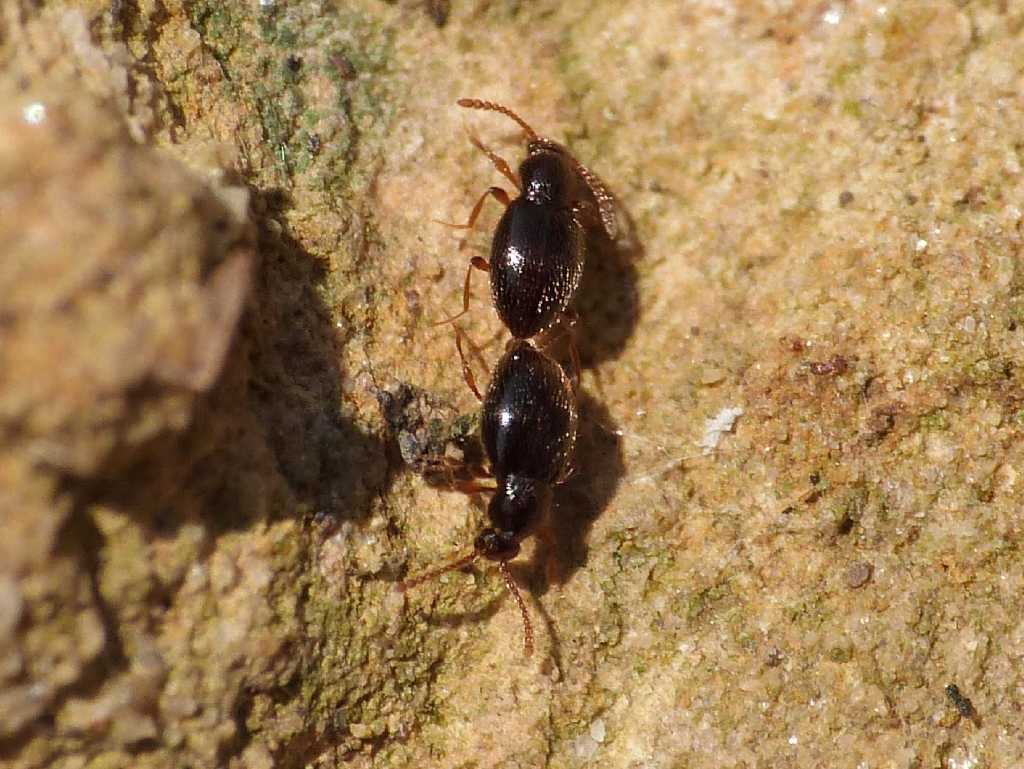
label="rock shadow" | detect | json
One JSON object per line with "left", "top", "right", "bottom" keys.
{"left": 240, "top": 188, "right": 388, "bottom": 529}
{"left": 69, "top": 186, "right": 388, "bottom": 536}
{"left": 24, "top": 184, "right": 391, "bottom": 767}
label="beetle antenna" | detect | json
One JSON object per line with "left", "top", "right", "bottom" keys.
{"left": 399, "top": 550, "right": 479, "bottom": 592}
{"left": 498, "top": 560, "right": 534, "bottom": 657}
{"left": 458, "top": 98, "right": 539, "bottom": 142}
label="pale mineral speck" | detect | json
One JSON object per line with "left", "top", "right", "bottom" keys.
{"left": 573, "top": 733, "right": 599, "bottom": 759}
{"left": 589, "top": 717, "right": 607, "bottom": 743}
{"left": 22, "top": 101, "right": 46, "bottom": 124}
{"left": 698, "top": 406, "right": 743, "bottom": 454}
{"left": 948, "top": 754, "right": 978, "bottom": 769}
{"left": 823, "top": 7, "right": 842, "bottom": 25}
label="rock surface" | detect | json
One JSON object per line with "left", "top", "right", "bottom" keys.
{"left": 1, "top": 1, "right": 1022, "bottom": 768}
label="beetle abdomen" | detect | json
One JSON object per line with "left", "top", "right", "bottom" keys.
{"left": 490, "top": 201, "right": 584, "bottom": 339}
{"left": 481, "top": 341, "right": 577, "bottom": 484}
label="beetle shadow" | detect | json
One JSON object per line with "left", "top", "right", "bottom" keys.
{"left": 574, "top": 202, "right": 644, "bottom": 368}
{"left": 430, "top": 591, "right": 505, "bottom": 631}
{"left": 527, "top": 389, "right": 624, "bottom": 596}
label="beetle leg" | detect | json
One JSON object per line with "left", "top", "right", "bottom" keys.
{"left": 467, "top": 461, "right": 493, "bottom": 479}
{"left": 454, "top": 324, "right": 484, "bottom": 402}
{"left": 434, "top": 256, "right": 491, "bottom": 327}
{"left": 466, "top": 129, "right": 521, "bottom": 191}
{"left": 566, "top": 335, "right": 582, "bottom": 395}
{"left": 535, "top": 523, "right": 567, "bottom": 587}
{"left": 399, "top": 550, "right": 479, "bottom": 593}
{"left": 452, "top": 479, "right": 498, "bottom": 494}
{"left": 420, "top": 454, "right": 467, "bottom": 487}
{"left": 421, "top": 454, "right": 495, "bottom": 491}
{"left": 435, "top": 186, "right": 510, "bottom": 231}
{"left": 560, "top": 309, "right": 582, "bottom": 392}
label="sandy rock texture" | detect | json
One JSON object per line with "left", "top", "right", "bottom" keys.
{"left": 1, "top": 1, "right": 1022, "bottom": 767}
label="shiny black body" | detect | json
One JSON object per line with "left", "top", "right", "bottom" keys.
{"left": 475, "top": 339, "right": 578, "bottom": 561}
{"left": 450, "top": 99, "right": 616, "bottom": 341}
{"left": 490, "top": 146, "right": 588, "bottom": 339}
{"left": 397, "top": 325, "right": 579, "bottom": 656}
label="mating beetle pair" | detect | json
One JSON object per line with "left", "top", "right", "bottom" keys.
{"left": 399, "top": 99, "right": 617, "bottom": 656}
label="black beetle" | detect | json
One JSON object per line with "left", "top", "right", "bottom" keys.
{"left": 400, "top": 337, "right": 578, "bottom": 657}
{"left": 439, "top": 99, "right": 617, "bottom": 343}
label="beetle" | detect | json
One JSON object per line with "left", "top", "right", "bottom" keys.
{"left": 438, "top": 99, "right": 617, "bottom": 345}
{"left": 400, "top": 334, "right": 578, "bottom": 657}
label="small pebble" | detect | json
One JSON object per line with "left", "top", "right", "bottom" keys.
{"left": 846, "top": 561, "right": 872, "bottom": 589}
{"left": 0, "top": 576, "right": 23, "bottom": 639}
{"left": 945, "top": 683, "right": 976, "bottom": 718}
{"left": 350, "top": 722, "right": 373, "bottom": 739}
{"left": 700, "top": 366, "right": 726, "bottom": 385}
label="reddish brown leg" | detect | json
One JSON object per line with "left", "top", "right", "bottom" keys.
{"left": 400, "top": 550, "right": 479, "bottom": 592}
{"left": 467, "top": 130, "right": 521, "bottom": 190}
{"left": 468, "top": 462, "right": 492, "bottom": 479}
{"left": 420, "top": 453, "right": 463, "bottom": 479}
{"left": 421, "top": 455, "right": 495, "bottom": 490}
{"left": 563, "top": 309, "right": 582, "bottom": 393}
{"left": 435, "top": 186, "right": 511, "bottom": 231}
{"left": 460, "top": 318, "right": 491, "bottom": 380}
{"left": 452, "top": 479, "right": 498, "bottom": 494}
{"left": 566, "top": 338, "right": 581, "bottom": 395}
{"left": 536, "top": 311, "right": 581, "bottom": 393}
{"left": 434, "top": 257, "right": 491, "bottom": 327}
{"left": 454, "top": 324, "right": 484, "bottom": 402}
